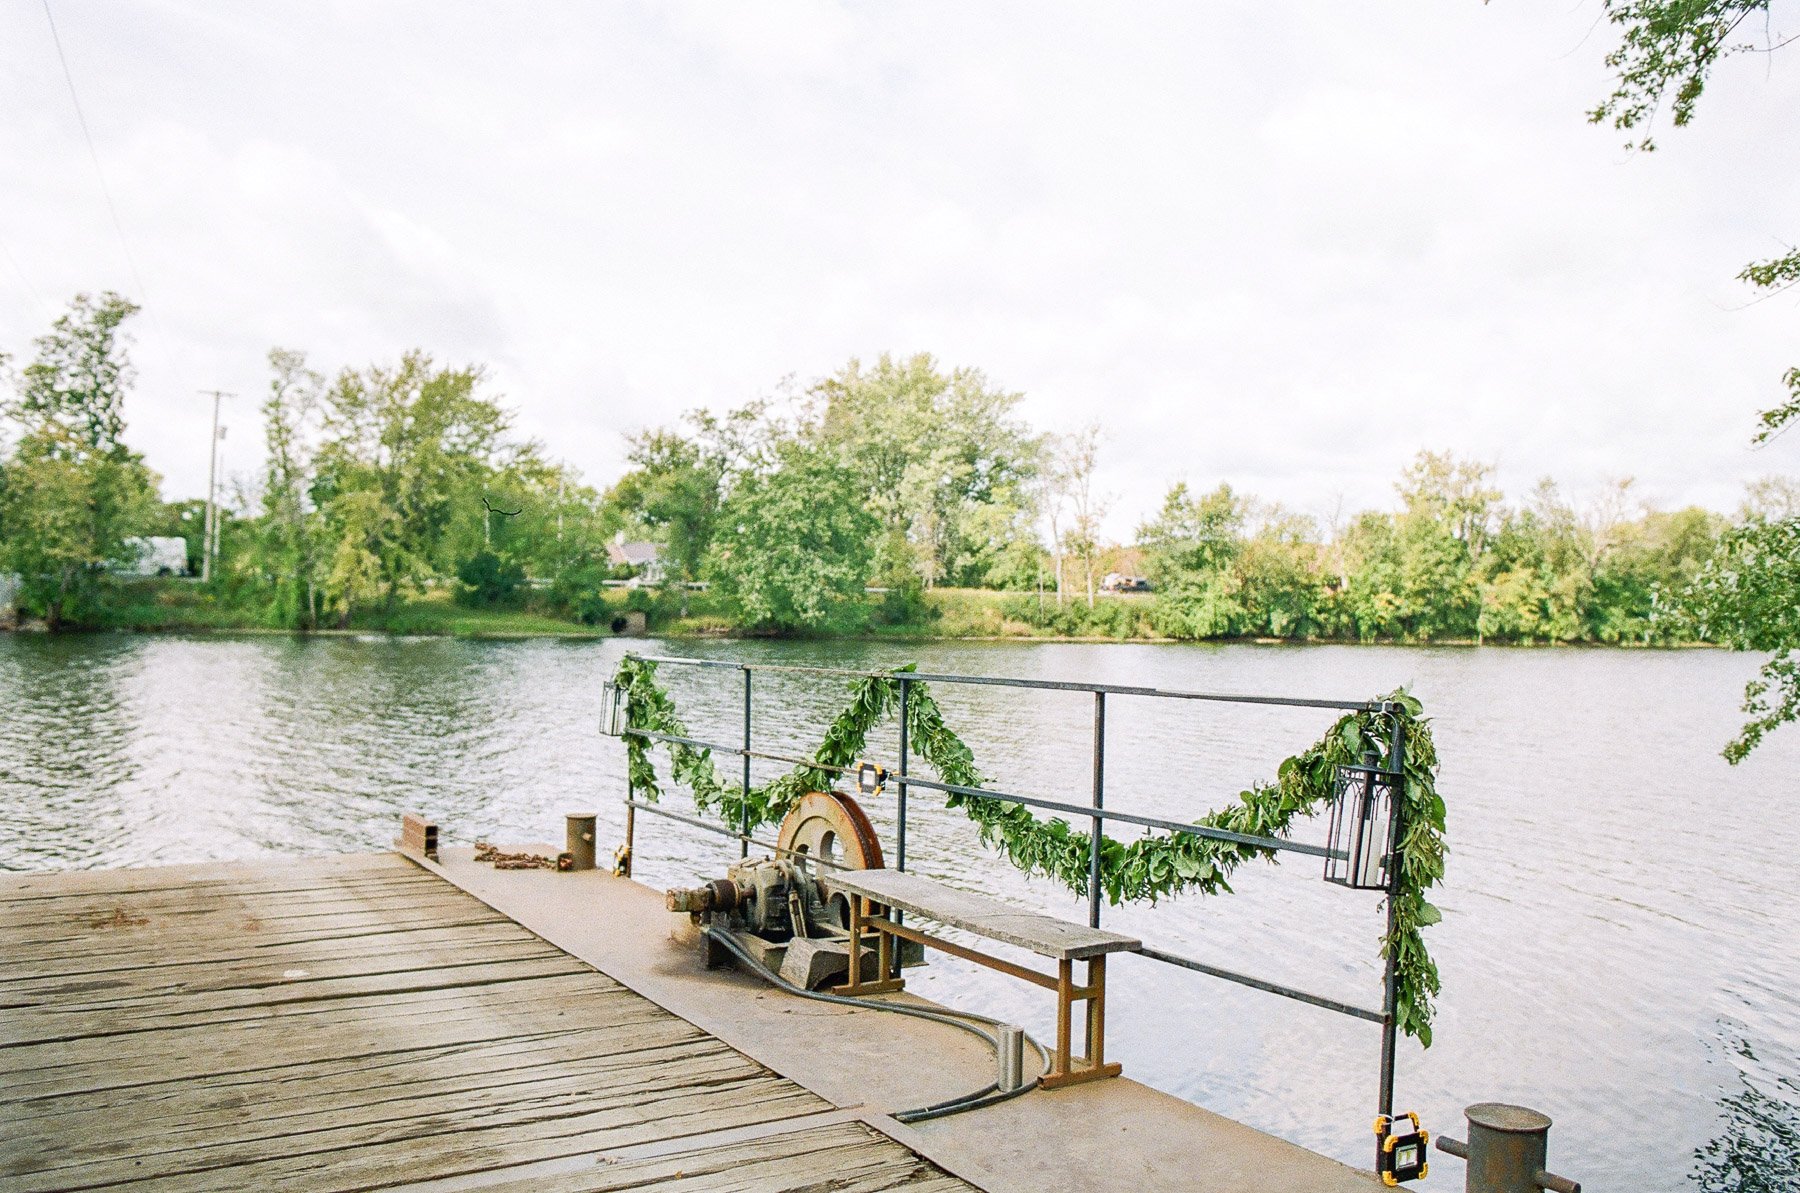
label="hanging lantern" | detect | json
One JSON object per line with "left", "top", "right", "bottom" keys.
{"left": 598, "top": 681, "right": 628, "bottom": 737}
{"left": 1324, "top": 760, "right": 1397, "bottom": 890}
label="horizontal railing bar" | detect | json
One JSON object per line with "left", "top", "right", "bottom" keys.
{"left": 1134, "top": 945, "right": 1386, "bottom": 1023}
{"left": 624, "top": 728, "right": 1336, "bottom": 860}
{"left": 624, "top": 653, "right": 1387, "bottom": 713}
{"left": 629, "top": 792, "right": 1372, "bottom": 1019}
{"left": 623, "top": 799, "right": 854, "bottom": 871}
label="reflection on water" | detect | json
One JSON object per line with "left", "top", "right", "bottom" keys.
{"left": 3, "top": 633, "right": 1798, "bottom": 1192}
{"left": 1692, "top": 1030, "right": 1800, "bottom": 1193}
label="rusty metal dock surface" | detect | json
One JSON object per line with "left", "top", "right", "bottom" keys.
{"left": 2, "top": 851, "right": 1379, "bottom": 1192}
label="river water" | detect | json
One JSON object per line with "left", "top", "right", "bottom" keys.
{"left": 2, "top": 633, "right": 1796, "bottom": 1190}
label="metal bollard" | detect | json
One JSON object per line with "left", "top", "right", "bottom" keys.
{"left": 565, "top": 813, "right": 598, "bottom": 871}
{"left": 1435, "top": 1103, "right": 1580, "bottom": 1193}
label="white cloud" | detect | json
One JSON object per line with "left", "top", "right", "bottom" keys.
{"left": 1, "top": 0, "right": 1795, "bottom": 537}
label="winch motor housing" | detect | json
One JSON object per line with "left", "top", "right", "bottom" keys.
{"left": 665, "top": 790, "right": 908, "bottom": 990}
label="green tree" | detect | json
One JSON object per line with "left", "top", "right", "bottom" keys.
{"left": 311, "top": 352, "right": 511, "bottom": 620}
{"left": 1137, "top": 482, "right": 1245, "bottom": 585}
{"left": 1588, "top": 3, "right": 1799, "bottom": 755}
{"left": 610, "top": 405, "right": 764, "bottom": 612}
{"left": 0, "top": 292, "right": 160, "bottom": 629}
{"left": 1686, "top": 514, "right": 1800, "bottom": 761}
{"left": 705, "top": 439, "right": 880, "bottom": 632}
{"left": 455, "top": 549, "right": 524, "bottom": 606}
{"left": 1236, "top": 510, "right": 1324, "bottom": 637}
{"left": 808, "top": 353, "right": 1042, "bottom": 588}
{"left": 252, "top": 349, "right": 326, "bottom": 628}
{"left": 1139, "top": 481, "right": 1251, "bottom": 639}
{"left": 486, "top": 453, "right": 613, "bottom": 594}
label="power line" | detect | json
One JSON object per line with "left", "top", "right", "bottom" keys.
{"left": 40, "top": 0, "right": 185, "bottom": 385}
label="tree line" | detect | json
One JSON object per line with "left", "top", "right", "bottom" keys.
{"left": 0, "top": 292, "right": 1794, "bottom": 757}
{"left": 0, "top": 292, "right": 1780, "bottom": 642}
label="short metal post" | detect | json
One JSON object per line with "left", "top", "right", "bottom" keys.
{"left": 565, "top": 813, "right": 597, "bottom": 871}
{"left": 1435, "top": 1103, "right": 1580, "bottom": 1193}
{"left": 1088, "top": 690, "right": 1106, "bottom": 929}
{"left": 997, "top": 1024, "right": 1025, "bottom": 1092}
{"left": 740, "top": 667, "right": 752, "bottom": 859}
{"left": 1377, "top": 707, "right": 1407, "bottom": 1161}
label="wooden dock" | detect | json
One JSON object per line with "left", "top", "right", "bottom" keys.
{"left": 0, "top": 854, "right": 977, "bottom": 1192}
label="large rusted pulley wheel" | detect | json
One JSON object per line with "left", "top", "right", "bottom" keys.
{"left": 776, "top": 790, "right": 884, "bottom": 871}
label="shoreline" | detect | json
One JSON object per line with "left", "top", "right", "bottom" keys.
{"left": 0, "top": 618, "right": 1720, "bottom": 650}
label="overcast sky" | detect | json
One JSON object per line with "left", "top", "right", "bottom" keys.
{"left": 3, "top": 1, "right": 1797, "bottom": 537}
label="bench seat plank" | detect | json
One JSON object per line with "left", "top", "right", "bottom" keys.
{"left": 823, "top": 869, "right": 1140, "bottom": 961}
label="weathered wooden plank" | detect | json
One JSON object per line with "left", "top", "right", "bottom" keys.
{"left": 8, "top": 1076, "right": 826, "bottom": 1192}
{"left": 0, "top": 857, "right": 978, "bottom": 1193}
{"left": 0, "top": 866, "right": 433, "bottom": 911}
{"left": 1, "top": 935, "right": 563, "bottom": 1007}
{"left": 0, "top": 853, "right": 406, "bottom": 902}
{"left": 0, "top": 911, "right": 522, "bottom": 974}
{"left": 0, "top": 978, "right": 660, "bottom": 1090}
{"left": 464, "top": 1120, "right": 975, "bottom": 1193}
{"left": 1, "top": 937, "right": 571, "bottom": 1009}
{"left": 4, "top": 997, "right": 690, "bottom": 1104}
{"left": 0, "top": 955, "right": 594, "bottom": 1047}
{"left": 5, "top": 1046, "right": 771, "bottom": 1178}
{"left": 8, "top": 1032, "right": 722, "bottom": 1136}
{"left": 0, "top": 891, "right": 494, "bottom": 948}
{"left": 0, "top": 919, "right": 552, "bottom": 985}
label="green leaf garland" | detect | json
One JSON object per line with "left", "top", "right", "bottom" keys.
{"left": 611, "top": 655, "right": 1446, "bottom": 1045}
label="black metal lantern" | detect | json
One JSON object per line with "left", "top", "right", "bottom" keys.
{"left": 1324, "top": 760, "right": 1397, "bottom": 890}
{"left": 598, "top": 681, "right": 628, "bottom": 737}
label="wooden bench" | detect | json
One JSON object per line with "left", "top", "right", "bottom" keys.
{"left": 823, "top": 867, "right": 1140, "bottom": 1089}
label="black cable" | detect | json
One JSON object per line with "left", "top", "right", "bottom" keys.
{"left": 700, "top": 925, "right": 1048, "bottom": 1122}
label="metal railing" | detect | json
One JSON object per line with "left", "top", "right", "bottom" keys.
{"left": 611, "top": 651, "right": 1411, "bottom": 1148}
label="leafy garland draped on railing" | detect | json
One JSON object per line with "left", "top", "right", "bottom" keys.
{"left": 611, "top": 656, "right": 1447, "bottom": 1045}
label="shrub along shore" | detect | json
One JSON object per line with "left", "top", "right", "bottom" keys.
{"left": 2, "top": 580, "right": 1723, "bottom": 646}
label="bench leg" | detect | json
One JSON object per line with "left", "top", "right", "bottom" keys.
{"left": 1040, "top": 955, "right": 1122, "bottom": 1089}
{"left": 831, "top": 895, "right": 904, "bottom": 997}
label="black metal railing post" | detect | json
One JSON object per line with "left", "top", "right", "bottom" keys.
{"left": 1089, "top": 690, "right": 1106, "bottom": 929}
{"left": 896, "top": 677, "right": 910, "bottom": 874}
{"left": 740, "top": 666, "right": 752, "bottom": 859}
{"left": 622, "top": 768, "right": 634, "bottom": 877}
{"left": 1377, "top": 702, "right": 1407, "bottom": 1145}
{"left": 894, "top": 677, "right": 911, "bottom": 978}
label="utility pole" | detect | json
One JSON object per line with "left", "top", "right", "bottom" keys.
{"left": 199, "top": 390, "right": 232, "bottom": 582}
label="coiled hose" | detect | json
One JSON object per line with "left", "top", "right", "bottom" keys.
{"left": 701, "top": 925, "right": 1050, "bottom": 1122}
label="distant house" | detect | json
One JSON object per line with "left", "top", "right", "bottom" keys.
{"left": 116, "top": 537, "right": 191, "bottom": 578}
{"left": 606, "top": 538, "right": 665, "bottom": 585}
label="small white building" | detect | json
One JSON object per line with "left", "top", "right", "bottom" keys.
{"left": 117, "top": 536, "right": 191, "bottom": 578}
{"left": 606, "top": 537, "right": 665, "bottom": 585}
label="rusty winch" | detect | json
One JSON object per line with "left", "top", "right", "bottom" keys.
{"left": 666, "top": 790, "right": 906, "bottom": 990}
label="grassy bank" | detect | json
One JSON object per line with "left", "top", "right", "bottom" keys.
{"left": 75, "top": 581, "right": 614, "bottom": 638}
{"left": 17, "top": 581, "right": 1690, "bottom": 647}
{"left": 35, "top": 581, "right": 1167, "bottom": 642}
